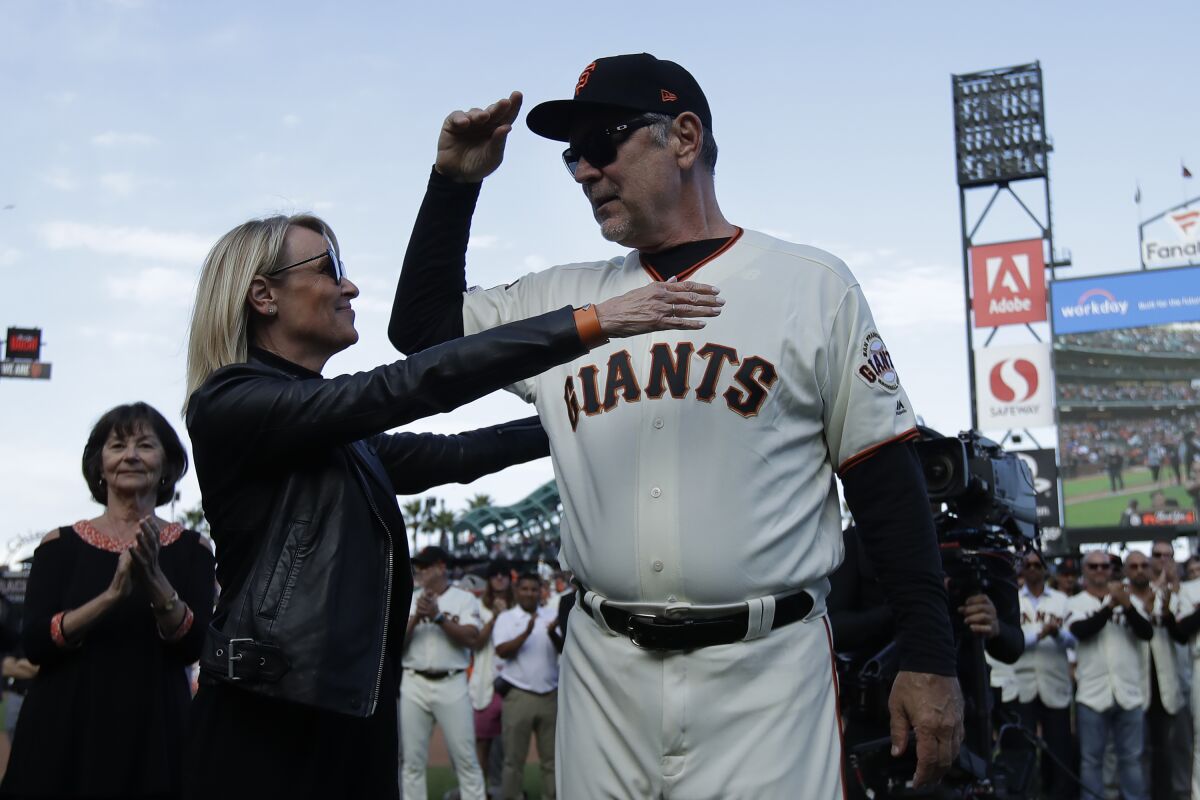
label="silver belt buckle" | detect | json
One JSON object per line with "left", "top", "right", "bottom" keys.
{"left": 626, "top": 614, "right": 659, "bottom": 649}
{"left": 226, "top": 638, "right": 253, "bottom": 681}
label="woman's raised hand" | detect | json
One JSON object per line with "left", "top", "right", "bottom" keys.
{"left": 595, "top": 277, "right": 724, "bottom": 339}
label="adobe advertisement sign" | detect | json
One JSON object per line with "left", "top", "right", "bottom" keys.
{"left": 970, "top": 239, "right": 1047, "bottom": 327}
{"left": 974, "top": 343, "right": 1055, "bottom": 428}
{"left": 1052, "top": 266, "right": 1200, "bottom": 534}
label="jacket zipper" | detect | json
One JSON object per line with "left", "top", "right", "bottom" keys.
{"left": 352, "top": 460, "right": 394, "bottom": 717}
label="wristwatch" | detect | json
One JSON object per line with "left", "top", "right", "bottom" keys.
{"left": 151, "top": 591, "right": 179, "bottom": 615}
{"left": 433, "top": 612, "right": 446, "bottom": 625}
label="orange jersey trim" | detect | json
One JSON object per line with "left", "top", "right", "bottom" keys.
{"left": 836, "top": 426, "right": 920, "bottom": 476}
{"left": 640, "top": 227, "right": 745, "bottom": 283}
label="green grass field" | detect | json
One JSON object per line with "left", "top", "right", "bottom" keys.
{"left": 1063, "top": 466, "right": 1195, "bottom": 527}
{"left": 426, "top": 765, "right": 545, "bottom": 799}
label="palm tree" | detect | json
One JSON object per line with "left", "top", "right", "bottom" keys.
{"left": 466, "top": 493, "right": 494, "bottom": 510}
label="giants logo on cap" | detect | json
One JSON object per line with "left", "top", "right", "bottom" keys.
{"left": 970, "top": 238, "right": 1047, "bottom": 327}
{"left": 575, "top": 62, "right": 597, "bottom": 96}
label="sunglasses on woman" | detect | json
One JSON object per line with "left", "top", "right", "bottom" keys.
{"left": 562, "top": 117, "right": 659, "bottom": 177}
{"left": 268, "top": 236, "right": 346, "bottom": 285}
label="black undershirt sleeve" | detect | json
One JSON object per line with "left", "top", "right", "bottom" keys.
{"left": 1125, "top": 604, "right": 1154, "bottom": 641}
{"left": 984, "top": 595, "right": 1025, "bottom": 665}
{"left": 388, "top": 167, "right": 476, "bottom": 354}
{"left": 826, "top": 527, "right": 895, "bottom": 653}
{"left": 1069, "top": 605, "right": 1113, "bottom": 641}
{"left": 1169, "top": 609, "right": 1200, "bottom": 642}
{"left": 841, "top": 440, "right": 957, "bottom": 677}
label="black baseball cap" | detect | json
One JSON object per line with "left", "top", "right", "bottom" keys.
{"left": 412, "top": 546, "right": 452, "bottom": 567}
{"left": 526, "top": 53, "right": 712, "bottom": 143}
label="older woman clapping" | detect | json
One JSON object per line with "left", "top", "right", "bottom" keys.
{"left": 179, "top": 213, "right": 721, "bottom": 799}
{"left": 0, "top": 403, "right": 215, "bottom": 800}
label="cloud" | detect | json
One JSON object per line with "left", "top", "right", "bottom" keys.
{"left": 858, "top": 264, "right": 964, "bottom": 328}
{"left": 468, "top": 234, "right": 500, "bottom": 251}
{"left": 41, "top": 167, "right": 78, "bottom": 192}
{"left": 99, "top": 172, "right": 137, "bottom": 196}
{"left": 78, "top": 324, "right": 172, "bottom": 348}
{"left": 0, "top": 248, "right": 19, "bottom": 267}
{"left": 92, "top": 131, "right": 158, "bottom": 147}
{"left": 48, "top": 91, "right": 77, "bottom": 107}
{"left": 39, "top": 222, "right": 212, "bottom": 263}
{"left": 105, "top": 267, "right": 196, "bottom": 308}
{"left": 282, "top": 114, "right": 301, "bottom": 128}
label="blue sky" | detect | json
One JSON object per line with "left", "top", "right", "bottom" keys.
{"left": 1, "top": 0, "right": 1196, "bottom": 555}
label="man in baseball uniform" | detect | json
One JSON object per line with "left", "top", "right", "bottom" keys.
{"left": 1170, "top": 567, "right": 1200, "bottom": 800}
{"left": 1066, "top": 549, "right": 1154, "bottom": 800}
{"left": 1012, "top": 551, "right": 1073, "bottom": 799}
{"left": 390, "top": 53, "right": 962, "bottom": 798}
{"left": 401, "top": 546, "right": 485, "bottom": 800}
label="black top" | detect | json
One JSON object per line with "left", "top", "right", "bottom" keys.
{"left": 1, "top": 523, "right": 215, "bottom": 799}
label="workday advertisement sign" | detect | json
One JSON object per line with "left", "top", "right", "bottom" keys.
{"left": 1050, "top": 266, "right": 1200, "bottom": 335}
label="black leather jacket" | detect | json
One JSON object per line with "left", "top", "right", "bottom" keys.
{"left": 186, "top": 307, "right": 587, "bottom": 717}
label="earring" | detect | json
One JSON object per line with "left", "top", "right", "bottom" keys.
{"left": 159, "top": 477, "right": 168, "bottom": 487}
{"left": 97, "top": 478, "right": 106, "bottom": 490}
{"left": 268, "top": 305, "right": 277, "bottom": 315}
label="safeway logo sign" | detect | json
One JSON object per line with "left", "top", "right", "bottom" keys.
{"left": 970, "top": 239, "right": 1047, "bottom": 328}
{"left": 989, "top": 358, "right": 1039, "bottom": 402}
{"left": 975, "top": 343, "right": 1054, "bottom": 429}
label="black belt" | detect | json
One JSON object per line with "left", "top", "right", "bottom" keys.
{"left": 199, "top": 624, "right": 290, "bottom": 684}
{"left": 409, "top": 669, "right": 464, "bottom": 681}
{"left": 579, "top": 591, "right": 813, "bottom": 651}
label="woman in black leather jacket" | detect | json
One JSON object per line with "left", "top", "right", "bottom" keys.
{"left": 179, "top": 213, "right": 722, "bottom": 799}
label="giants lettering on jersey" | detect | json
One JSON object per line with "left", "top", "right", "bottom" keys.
{"left": 1020, "top": 608, "right": 1063, "bottom": 627}
{"left": 561, "top": 341, "right": 778, "bottom": 431}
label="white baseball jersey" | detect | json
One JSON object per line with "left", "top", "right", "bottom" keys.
{"left": 403, "top": 586, "right": 482, "bottom": 672}
{"left": 1065, "top": 591, "right": 1147, "bottom": 712}
{"left": 1014, "top": 586, "right": 1072, "bottom": 708}
{"left": 1131, "top": 590, "right": 1185, "bottom": 714}
{"left": 1174, "top": 578, "right": 1200, "bottom": 661}
{"left": 462, "top": 229, "right": 918, "bottom": 606}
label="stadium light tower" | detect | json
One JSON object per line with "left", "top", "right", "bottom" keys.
{"left": 952, "top": 62, "right": 1067, "bottom": 433}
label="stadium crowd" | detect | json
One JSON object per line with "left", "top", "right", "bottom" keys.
{"left": 1060, "top": 417, "right": 1200, "bottom": 482}
{"left": 1058, "top": 383, "right": 1200, "bottom": 405}
{"left": 1059, "top": 329, "right": 1200, "bottom": 355}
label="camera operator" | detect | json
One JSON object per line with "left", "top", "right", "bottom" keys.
{"left": 1066, "top": 549, "right": 1154, "bottom": 800}
{"left": 1013, "top": 551, "right": 1073, "bottom": 799}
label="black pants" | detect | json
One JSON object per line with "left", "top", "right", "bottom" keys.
{"left": 1018, "top": 698, "right": 1075, "bottom": 800}
{"left": 1145, "top": 667, "right": 1176, "bottom": 800}
{"left": 182, "top": 676, "right": 399, "bottom": 800}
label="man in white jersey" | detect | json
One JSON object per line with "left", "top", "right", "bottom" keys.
{"left": 400, "top": 546, "right": 485, "bottom": 800}
{"left": 1170, "top": 569, "right": 1200, "bottom": 800}
{"left": 1012, "top": 551, "right": 1073, "bottom": 799}
{"left": 390, "top": 53, "right": 962, "bottom": 798}
{"left": 1066, "top": 549, "right": 1154, "bottom": 800}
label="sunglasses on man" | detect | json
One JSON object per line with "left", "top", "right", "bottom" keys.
{"left": 562, "top": 117, "right": 660, "bottom": 177}
{"left": 1084, "top": 562, "right": 1112, "bottom": 571}
{"left": 268, "top": 235, "right": 346, "bottom": 285}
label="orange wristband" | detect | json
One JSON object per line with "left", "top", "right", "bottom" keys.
{"left": 573, "top": 305, "right": 608, "bottom": 349}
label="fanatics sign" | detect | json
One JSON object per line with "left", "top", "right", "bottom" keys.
{"left": 974, "top": 343, "right": 1054, "bottom": 429}
{"left": 970, "top": 239, "right": 1047, "bottom": 327}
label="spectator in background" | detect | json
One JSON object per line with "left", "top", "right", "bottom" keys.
{"left": 1106, "top": 448, "right": 1126, "bottom": 492}
{"left": 401, "top": 546, "right": 485, "bottom": 800}
{"left": 1127, "top": 551, "right": 1185, "bottom": 800}
{"left": 0, "top": 403, "right": 215, "bottom": 800}
{"left": 1014, "top": 552, "right": 1074, "bottom": 799}
{"left": 1121, "top": 499, "right": 1142, "bottom": 527}
{"left": 1066, "top": 549, "right": 1153, "bottom": 800}
{"left": 1170, "top": 567, "right": 1200, "bottom": 800}
{"left": 1054, "top": 559, "right": 1081, "bottom": 596}
{"left": 1151, "top": 539, "right": 1180, "bottom": 592}
{"left": 470, "top": 562, "right": 515, "bottom": 795}
{"left": 1189, "top": 556, "right": 1200, "bottom": 582}
{"left": 494, "top": 573, "right": 559, "bottom": 800}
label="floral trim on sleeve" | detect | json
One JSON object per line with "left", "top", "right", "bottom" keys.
{"left": 160, "top": 605, "right": 195, "bottom": 643}
{"left": 73, "top": 520, "right": 184, "bottom": 553}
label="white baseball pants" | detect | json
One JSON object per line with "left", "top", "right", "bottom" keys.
{"left": 400, "top": 670, "right": 486, "bottom": 800}
{"left": 557, "top": 606, "right": 844, "bottom": 799}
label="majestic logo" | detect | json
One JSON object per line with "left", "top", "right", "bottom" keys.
{"left": 970, "top": 239, "right": 1047, "bottom": 327}
{"left": 1057, "top": 288, "right": 1129, "bottom": 320}
{"left": 575, "top": 62, "right": 597, "bottom": 96}
{"left": 660, "top": 89, "right": 678, "bottom": 102}
{"left": 856, "top": 332, "right": 899, "bottom": 392}
{"left": 562, "top": 341, "right": 778, "bottom": 431}
{"left": 989, "top": 358, "right": 1039, "bottom": 403}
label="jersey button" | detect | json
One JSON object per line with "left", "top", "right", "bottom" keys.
{"left": 653, "top": 418, "right": 664, "bottom": 429}
{"left": 650, "top": 487, "right": 662, "bottom": 498}
{"left": 652, "top": 560, "right": 664, "bottom": 572}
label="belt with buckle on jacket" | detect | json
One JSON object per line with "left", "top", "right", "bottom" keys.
{"left": 579, "top": 590, "right": 814, "bottom": 651}
{"left": 199, "top": 624, "right": 290, "bottom": 684}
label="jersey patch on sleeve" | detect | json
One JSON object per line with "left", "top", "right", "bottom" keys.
{"left": 855, "top": 331, "right": 900, "bottom": 393}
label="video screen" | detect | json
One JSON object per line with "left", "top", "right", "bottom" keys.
{"left": 1052, "top": 267, "right": 1200, "bottom": 531}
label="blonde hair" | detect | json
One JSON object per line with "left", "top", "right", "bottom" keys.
{"left": 184, "top": 213, "right": 338, "bottom": 413}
